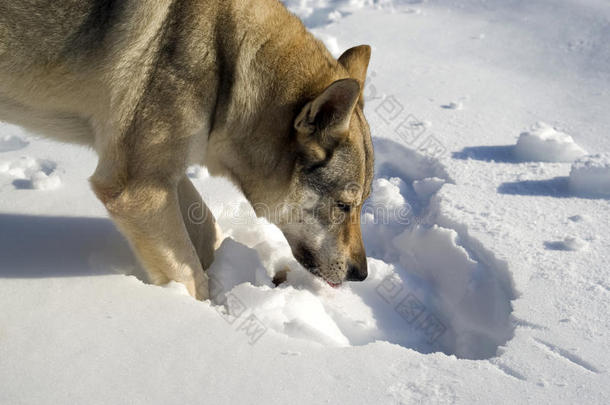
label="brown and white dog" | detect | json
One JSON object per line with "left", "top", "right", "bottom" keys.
{"left": 0, "top": 0, "right": 374, "bottom": 299}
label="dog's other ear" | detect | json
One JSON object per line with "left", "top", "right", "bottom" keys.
{"left": 338, "top": 45, "right": 371, "bottom": 103}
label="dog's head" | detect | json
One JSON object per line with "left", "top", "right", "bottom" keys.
{"left": 278, "top": 45, "right": 374, "bottom": 286}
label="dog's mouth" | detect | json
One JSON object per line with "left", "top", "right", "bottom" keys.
{"left": 311, "top": 268, "right": 342, "bottom": 288}
{"left": 294, "top": 245, "right": 343, "bottom": 288}
{"left": 294, "top": 245, "right": 341, "bottom": 288}
{"left": 304, "top": 265, "right": 342, "bottom": 287}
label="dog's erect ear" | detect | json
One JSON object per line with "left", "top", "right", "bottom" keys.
{"left": 295, "top": 78, "right": 360, "bottom": 136}
{"left": 294, "top": 79, "right": 360, "bottom": 163}
{"left": 338, "top": 45, "right": 371, "bottom": 103}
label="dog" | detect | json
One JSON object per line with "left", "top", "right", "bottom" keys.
{"left": 0, "top": 0, "right": 374, "bottom": 299}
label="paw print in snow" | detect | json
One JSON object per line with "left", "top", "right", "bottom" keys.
{"left": 0, "top": 156, "right": 61, "bottom": 190}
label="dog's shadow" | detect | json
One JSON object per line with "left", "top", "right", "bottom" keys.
{"left": 0, "top": 214, "right": 145, "bottom": 280}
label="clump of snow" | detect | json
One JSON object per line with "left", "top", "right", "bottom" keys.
{"left": 230, "top": 283, "right": 351, "bottom": 347}
{"left": 369, "top": 177, "right": 409, "bottom": 211}
{"left": 568, "top": 214, "right": 591, "bottom": 223}
{"left": 214, "top": 201, "right": 300, "bottom": 280}
{"left": 545, "top": 236, "right": 589, "bottom": 251}
{"left": 162, "top": 280, "right": 191, "bottom": 296}
{"left": 207, "top": 238, "right": 273, "bottom": 302}
{"left": 441, "top": 101, "right": 463, "bottom": 110}
{"left": 413, "top": 177, "right": 445, "bottom": 199}
{"left": 0, "top": 134, "right": 28, "bottom": 152}
{"left": 187, "top": 165, "right": 209, "bottom": 180}
{"left": 361, "top": 177, "right": 411, "bottom": 261}
{"left": 30, "top": 171, "right": 62, "bottom": 190}
{"left": 373, "top": 138, "right": 452, "bottom": 183}
{"left": 0, "top": 156, "right": 40, "bottom": 178}
{"left": 328, "top": 10, "right": 342, "bottom": 22}
{"left": 0, "top": 156, "right": 60, "bottom": 190}
{"left": 562, "top": 236, "right": 589, "bottom": 251}
{"left": 569, "top": 153, "right": 610, "bottom": 197}
{"left": 514, "top": 122, "right": 587, "bottom": 162}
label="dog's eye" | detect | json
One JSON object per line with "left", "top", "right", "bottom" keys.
{"left": 336, "top": 201, "right": 352, "bottom": 213}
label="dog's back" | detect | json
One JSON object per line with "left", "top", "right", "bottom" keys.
{"left": 0, "top": 1, "right": 110, "bottom": 69}
{"left": 0, "top": 0, "right": 178, "bottom": 144}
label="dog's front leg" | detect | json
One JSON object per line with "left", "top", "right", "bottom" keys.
{"left": 92, "top": 176, "right": 209, "bottom": 300}
{"left": 178, "top": 176, "right": 222, "bottom": 272}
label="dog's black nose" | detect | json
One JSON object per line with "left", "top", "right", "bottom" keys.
{"left": 345, "top": 262, "right": 367, "bottom": 282}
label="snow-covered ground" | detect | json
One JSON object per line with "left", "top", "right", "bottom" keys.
{"left": 1, "top": 0, "right": 609, "bottom": 403}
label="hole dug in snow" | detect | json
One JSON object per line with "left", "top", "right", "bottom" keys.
{"left": 207, "top": 139, "right": 516, "bottom": 360}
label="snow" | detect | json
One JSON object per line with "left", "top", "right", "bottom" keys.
{"left": 0, "top": 156, "right": 61, "bottom": 190}
{"left": 441, "top": 101, "right": 464, "bottom": 110}
{"left": 2, "top": 0, "right": 610, "bottom": 403}
{"left": 186, "top": 165, "right": 209, "bottom": 180}
{"left": 515, "top": 122, "right": 587, "bottom": 163}
{"left": 0, "top": 134, "right": 28, "bottom": 152}
{"left": 413, "top": 177, "right": 446, "bottom": 199}
{"left": 569, "top": 154, "right": 610, "bottom": 197}
{"left": 544, "top": 236, "right": 589, "bottom": 252}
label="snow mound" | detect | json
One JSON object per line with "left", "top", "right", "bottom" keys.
{"left": 545, "top": 236, "right": 589, "bottom": 251}
{"left": 0, "top": 134, "right": 28, "bottom": 152}
{"left": 441, "top": 101, "right": 464, "bottom": 110}
{"left": 373, "top": 138, "right": 452, "bottom": 184}
{"left": 231, "top": 283, "right": 351, "bottom": 347}
{"left": 0, "top": 156, "right": 60, "bottom": 190}
{"left": 208, "top": 238, "right": 273, "bottom": 300}
{"left": 514, "top": 122, "right": 587, "bottom": 162}
{"left": 30, "top": 171, "right": 62, "bottom": 190}
{"left": 569, "top": 154, "right": 610, "bottom": 197}
{"left": 413, "top": 177, "right": 445, "bottom": 199}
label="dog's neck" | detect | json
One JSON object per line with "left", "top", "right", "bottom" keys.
{"left": 200, "top": 0, "right": 346, "bottom": 211}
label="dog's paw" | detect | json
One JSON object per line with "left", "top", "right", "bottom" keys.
{"left": 272, "top": 268, "right": 290, "bottom": 286}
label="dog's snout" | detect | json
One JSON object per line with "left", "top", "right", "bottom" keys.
{"left": 345, "top": 261, "right": 367, "bottom": 282}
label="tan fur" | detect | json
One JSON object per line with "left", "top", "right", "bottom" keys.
{"left": 0, "top": 0, "right": 374, "bottom": 298}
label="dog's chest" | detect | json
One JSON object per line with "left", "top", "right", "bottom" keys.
{"left": 187, "top": 123, "right": 211, "bottom": 167}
